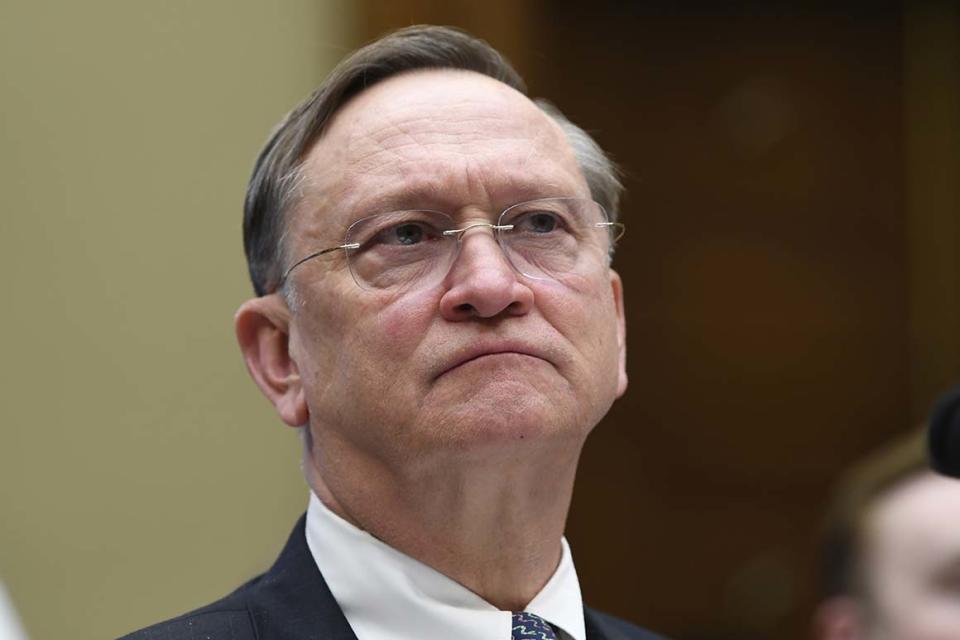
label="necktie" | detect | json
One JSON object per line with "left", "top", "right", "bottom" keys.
{"left": 511, "top": 611, "right": 559, "bottom": 640}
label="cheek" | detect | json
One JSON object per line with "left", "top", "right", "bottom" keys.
{"left": 296, "top": 289, "right": 439, "bottom": 423}
{"left": 541, "top": 272, "right": 619, "bottom": 343}
{"left": 536, "top": 274, "right": 622, "bottom": 381}
{"left": 336, "top": 288, "right": 439, "bottom": 392}
{"left": 380, "top": 288, "right": 439, "bottom": 346}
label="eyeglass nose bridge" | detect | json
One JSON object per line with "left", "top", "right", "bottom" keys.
{"left": 439, "top": 221, "right": 521, "bottom": 282}
{"left": 441, "top": 221, "right": 514, "bottom": 242}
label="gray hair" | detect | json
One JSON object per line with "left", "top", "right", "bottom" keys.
{"left": 243, "top": 25, "right": 622, "bottom": 297}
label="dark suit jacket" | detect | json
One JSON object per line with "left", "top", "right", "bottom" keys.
{"left": 120, "top": 515, "right": 666, "bottom": 640}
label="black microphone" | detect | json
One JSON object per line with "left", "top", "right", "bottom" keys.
{"left": 929, "top": 384, "right": 960, "bottom": 478}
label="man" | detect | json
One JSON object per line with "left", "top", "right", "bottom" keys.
{"left": 814, "top": 430, "right": 960, "bottom": 639}
{"left": 122, "top": 25, "right": 663, "bottom": 640}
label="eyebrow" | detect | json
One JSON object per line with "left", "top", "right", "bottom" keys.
{"left": 347, "top": 176, "right": 577, "bottom": 219}
{"left": 356, "top": 183, "right": 450, "bottom": 216}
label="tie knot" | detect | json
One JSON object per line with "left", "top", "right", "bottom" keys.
{"left": 511, "top": 611, "right": 559, "bottom": 640}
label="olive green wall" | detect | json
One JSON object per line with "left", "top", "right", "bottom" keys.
{"left": 0, "top": 2, "right": 357, "bottom": 638}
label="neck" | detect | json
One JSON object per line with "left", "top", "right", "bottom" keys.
{"left": 305, "top": 434, "right": 583, "bottom": 611}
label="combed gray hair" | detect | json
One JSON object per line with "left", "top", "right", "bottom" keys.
{"left": 534, "top": 98, "right": 623, "bottom": 225}
{"left": 243, "top": 25, "right": 623, "bottom": 297}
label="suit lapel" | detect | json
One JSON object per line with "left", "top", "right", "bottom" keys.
{"left": 585, "top": 607, "right": 666, "bottom": 640}
{"left": 585, "top": 607, "right": 614, "bottom": 640}
{"left": 246, "top": 515, "right": 359, "bottom": 640}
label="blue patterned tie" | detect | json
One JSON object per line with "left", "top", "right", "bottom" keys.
{"left": 511, "top": 611, "right": 559, "bottom": 640}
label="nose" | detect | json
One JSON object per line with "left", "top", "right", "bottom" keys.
{"left": 439, "top": 227, "right": 534, "bottom": 321}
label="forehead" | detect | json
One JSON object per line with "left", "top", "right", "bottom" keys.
{"left": 294, "top": 70, "right": 586, "bottom": 233}
{"left": 865, "top": 472, "right": 960, "bottom": 571}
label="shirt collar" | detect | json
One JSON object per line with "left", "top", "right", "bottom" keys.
{"left": 304, "top": 491, "right": 586, "bottom": 640}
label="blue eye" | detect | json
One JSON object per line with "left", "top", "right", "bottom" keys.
{"left": 371, "top": 221, "right": 441, "bottom": 247}
{"left": 393, "top": 223, "right": 424, "bottom": 245}
{"left": 521, "top": 212, "right": 560, "bottom": 233}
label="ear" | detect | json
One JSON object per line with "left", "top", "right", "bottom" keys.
{"left": 234, "top": 294, "right": 308, "bottom": 427}
{"left": 610, "top": 269, "right": 628, "bottom": 398}
{"left": 812, "top": 597, "right": 867, "bottom": 640}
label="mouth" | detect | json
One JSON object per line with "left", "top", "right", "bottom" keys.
{"left": 435, "top": 344, "right": 552, "bottom": 380}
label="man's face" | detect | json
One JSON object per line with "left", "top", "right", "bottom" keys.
{"left": 282, "top": 69, "right": 627, "bottom": 472}
{"left": 860, "top": 472, "right": 960, "bottom": 639}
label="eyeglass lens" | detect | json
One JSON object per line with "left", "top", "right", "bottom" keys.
{"left": 343, "top": 198, "right": 612, "bottom": 291}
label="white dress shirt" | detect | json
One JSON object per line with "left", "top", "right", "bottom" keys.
{"left": 305, "top": 492, "right": 586, "bottom": 640}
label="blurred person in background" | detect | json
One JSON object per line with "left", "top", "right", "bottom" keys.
{"left": 120, "top": 25, "right": 664, "bottom": 640}
{"left": 814, "top": 429, "right": 960, "bottom": 639}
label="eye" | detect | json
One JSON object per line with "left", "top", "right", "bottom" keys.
{"left": 374, "top": 220, "right": 440, "bottom": 246}
{"left": 517, "top": 211, "right": 561, "bottom": 233}
{"left": 393, "top": 223, "right": 424, "bottom": 245}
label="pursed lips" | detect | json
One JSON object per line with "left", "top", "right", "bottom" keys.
{"left": 434, "top": 343, "right": 553, "bottom": 380}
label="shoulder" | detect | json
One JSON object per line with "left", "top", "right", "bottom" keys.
{"left": 117, "top": 514, "right": 353, "bottom": 640}
{"left": 117, "top": 578, "right": 260, "bottom": 640}
{"left": 584, "top": 606, "right": 671, "bottom": 640}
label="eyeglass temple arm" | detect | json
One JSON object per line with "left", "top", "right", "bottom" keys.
{"left": 597, "top": 221, "right": 626, "bottom": 243}
{"left": 280, "top": 242, "right": 361, "bottom": 284}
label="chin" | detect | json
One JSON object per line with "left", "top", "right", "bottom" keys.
{"left": 421, "top": 382, "right": 590, "bottom": 453}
